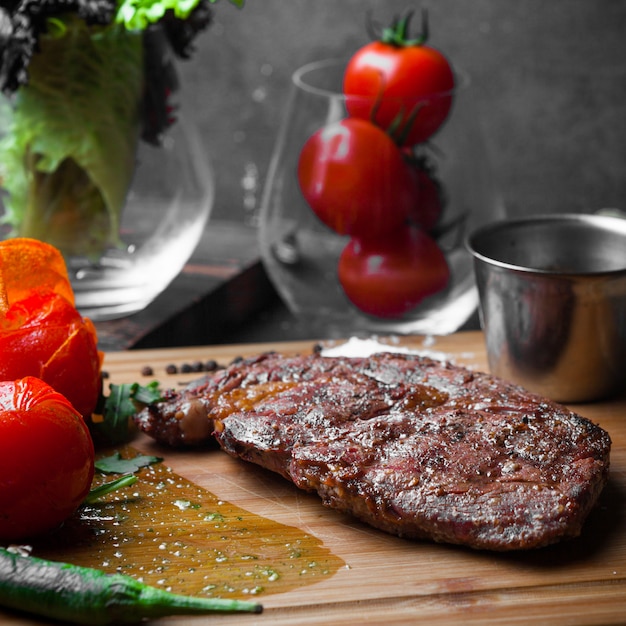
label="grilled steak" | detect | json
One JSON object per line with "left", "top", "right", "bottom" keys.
{"left": 134, "top": 351, "right": 611, "bottom": 551}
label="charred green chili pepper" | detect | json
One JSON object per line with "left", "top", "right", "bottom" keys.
{"left": 0, "top": 547, "right": 262, "bottom": 624}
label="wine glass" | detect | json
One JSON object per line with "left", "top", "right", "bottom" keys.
{"left": 259, "top": 58, "right": 503, "bottom": 338}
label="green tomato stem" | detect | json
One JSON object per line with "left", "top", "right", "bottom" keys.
{"left": 380, "top": 9, "right": 429, "bottom": 47}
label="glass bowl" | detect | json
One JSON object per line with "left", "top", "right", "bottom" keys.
{"left": 259, "top": 58, "right": 503, "bottom": 338}
{"left": 0, "top": 111, "right": 214, "bottom": 321}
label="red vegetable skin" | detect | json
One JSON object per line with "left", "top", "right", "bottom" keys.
{"left": 408, "top": 164, "right": 444, "bottom": 232}
{"left": 0, "top": 377, "right": 95, "bottom": 541}
{"left": 338, "top": 225, "right": 450, "bottom": 318}
{"left": 297, "top": 118, "right": 416, "bottom": 238}
{"left": 343, "top": 14, "right": 455, "bottom": 146}
{"left": 0, "top": 239, "right": 102, "bottom": 418}
{"left": 0, "top": 291, "right": 102, "bottom": 418}
{"left": 0, "top": 238, "right": 75, "bottom": 307}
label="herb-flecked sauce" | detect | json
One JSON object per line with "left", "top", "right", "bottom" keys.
{"left": 33, "top": 447, "right": 344, "bottom": 599}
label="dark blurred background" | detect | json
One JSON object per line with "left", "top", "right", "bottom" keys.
{"left": 178, "top": 0, "right": 626, "bottom": 226}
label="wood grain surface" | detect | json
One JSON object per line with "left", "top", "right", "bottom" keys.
{"left": 2, "top": 331, "right": 624, "bottom": 625}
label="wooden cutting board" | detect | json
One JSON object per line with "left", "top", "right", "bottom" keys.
{"left": 1, "top": 331, "right": 624, "bottom": 625}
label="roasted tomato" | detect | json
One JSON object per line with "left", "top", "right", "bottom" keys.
{"left": 0, "top": 239, "right": 102, "bottom": 418}
{"left": 338, "top": 225, "right": 450, "bottom": 318}
{"left": 0, "top": 377, "right": 95, "bottom": 541}
{"left": 297, "top": 117, "right": 416, "bottom": 239}
{"left": 0, "top": 291, "right": 102, "bottom": 418}
{"left": 343, "top": 11, "right": 455, "bottom": 146}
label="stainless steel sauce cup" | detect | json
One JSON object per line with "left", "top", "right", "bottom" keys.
{"left": 467, "top": 213, "right": 626, "bottom": 402}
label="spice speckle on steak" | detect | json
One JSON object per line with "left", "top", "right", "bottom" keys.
{"left": 133, "top": 351, "right": 611, "bottom": 551}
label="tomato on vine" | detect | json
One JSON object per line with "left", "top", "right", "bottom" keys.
{"left": 343, "top": 11, "right": 455, "bottom": 146}
{"left": 297, "top": 117, "right": 416, "bottom": 238}
{"left": 0, "top": 377, "right": 95, "bottom": 541}
{"left": 338, "top": 225, "right": 450, "bottom": 318}
{"left": 408, "top": 167, "right": 443, "bottom": 231}
{"left": 405, "top": 152, "right": 445, "bottom": 232}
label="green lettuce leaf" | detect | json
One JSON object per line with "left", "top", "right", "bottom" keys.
{"left": 116, "top": 0, "right": 244, "bottom": 30}
{"left": 0, "top": 1, "right": 242, "bottom": 259}
{"left": 0, "top": 16, "right": 143, "bottom": 258}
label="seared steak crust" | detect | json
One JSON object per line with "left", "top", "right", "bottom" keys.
{"left": 134, "top": 352, "right": 611, "bottom": 551}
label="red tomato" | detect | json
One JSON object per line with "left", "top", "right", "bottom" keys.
{"left": 0, "top": 291, "right": 102, "bottom": 418}
{"left": 407, "top": 164, "right": 444, "bottom": 232}
{"left": 0, "top": 377, "right": 95, "bottom": 541}
{"left": 297, "top": 118, "right": 416, "bottom": 238}
{"left": 338, "top": 225, "right": 450, "bottom": 318}
{"left": 343, "top": 16, "right": 455, "bottom": 146}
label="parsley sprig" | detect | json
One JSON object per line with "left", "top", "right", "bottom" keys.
{"left": 91, "top": 381, "right": 163, "bottom": 445}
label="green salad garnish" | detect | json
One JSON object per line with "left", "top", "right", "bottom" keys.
{"left": 0, "top": 0, "right": 241, "bottom": 258}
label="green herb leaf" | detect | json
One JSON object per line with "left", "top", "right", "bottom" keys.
{"left": 90, "top": 381, "right": 163, "bottom": 445}
{"left": 84, "top": 474, "right": 139, "bottom": 503}
{"left": 131, "top": 380, "right": 164, "bottom": 405}
{"left": 95, "top": 451, "right": 163, "bottom": 474}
